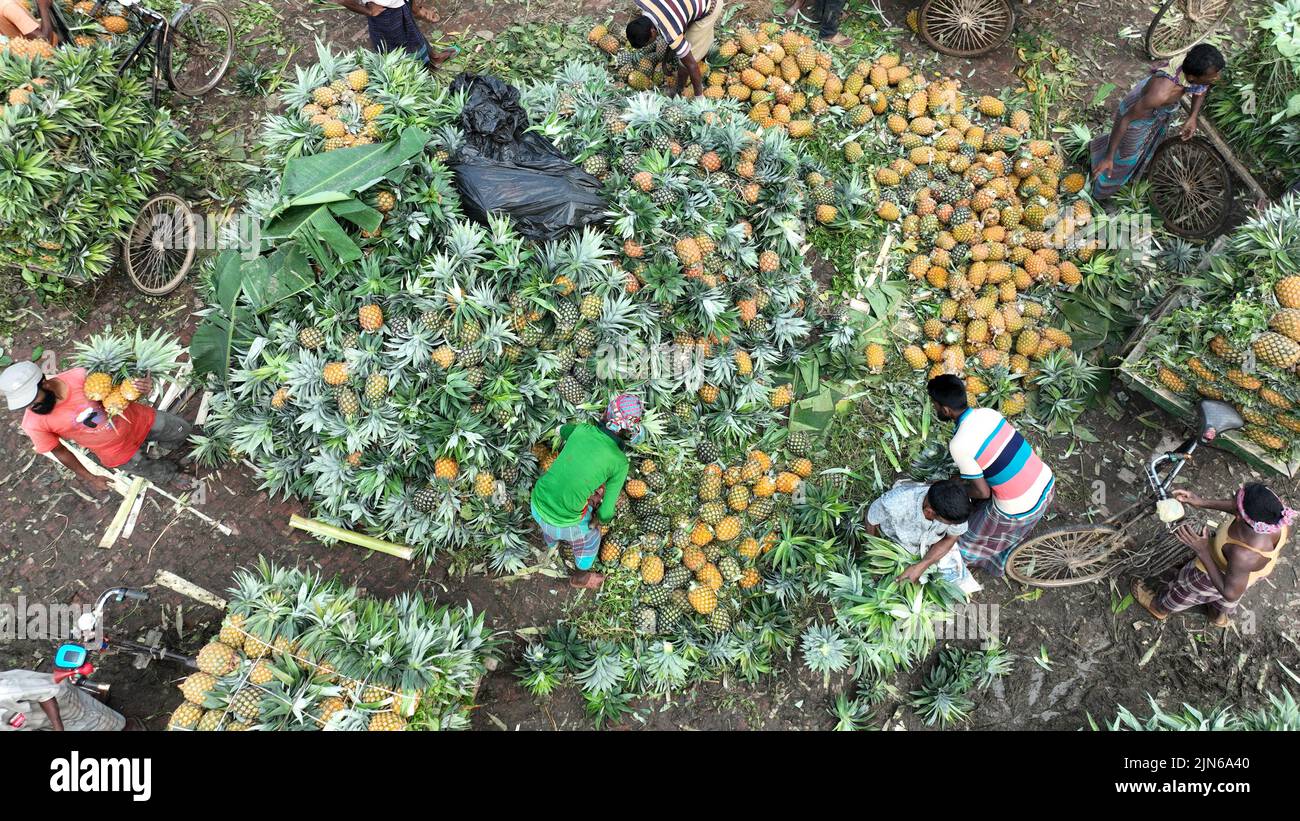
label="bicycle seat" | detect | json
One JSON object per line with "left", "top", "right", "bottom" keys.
{"left": 1197, "top": 399, "right": 1244, "bottom": 439}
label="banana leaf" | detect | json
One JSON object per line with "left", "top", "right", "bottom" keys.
{"left": 191, "top": 251, "right": 258, "bottom": 381}
{"left": 790, "top": 380, "right": 853, "bottom": 434}
{"left": 277, "top": 127, "right": 429, "bottom": 208}
{"left": 190, "top": 247, "right": 315, "bottom": 381}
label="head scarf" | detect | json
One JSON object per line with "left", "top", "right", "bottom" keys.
{"left": 1237, "top": 486, "right": 1297, "bottom": 535}
{"left": 603, "top": 393, "right": 645, "bottom": 445}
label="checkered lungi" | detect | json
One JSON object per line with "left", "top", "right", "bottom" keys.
{"left": 958, "top": 487, "right": 1054, "bottom": 575}
{"left": 1155, "top": 558, "right": 1236, "bottom": 614}
{"left": 531, "top": 497, "right": 603, "bottom": 571}
{"left": 366, "top": 3, "right": 430, "bottom": 64}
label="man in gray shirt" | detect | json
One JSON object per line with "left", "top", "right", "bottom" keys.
{"left": 866, "top": 479, "right": 977, "bottom": 591}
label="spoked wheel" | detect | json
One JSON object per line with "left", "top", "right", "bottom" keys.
{"left": 919, "top": 0, "right": 1016, "bottom": 58}
{"left": 165, "top": 3, "right": 234, "bottom": 97}
{"left": 1147, "top": 136, "right": 1234, "bottom": 238}
{"left": 1005, "top": 526, "right": 1128, "bottom": 587}
{"left": 124, "top": 194, "right": 196, "bottom": 296}
{"left": 1145, "top": 0, "right": 1234, "bottom": 60}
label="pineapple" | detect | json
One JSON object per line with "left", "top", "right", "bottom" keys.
{"left": 1270, "top": 309, "right": 1300, "bottom": 343}
{"left": 1276, "top": 277, "right": 1300, "bottom": 309}
{"left": 687, "top": 583, "right": 718, "bottom": 614}
{"left": 217, "top": 613, "right": 246, "bottom": 647}
{"left": 866, "top": 342, "right": 886, "bottom": 373}
{"left": 168, "top": 702, "right": 203, "bottom": 731}
{"left": 368, "top": 711, "right": 407, "bottom": 731}
{"left": 434, "top": 456, "right": 459, "bottom": 480}
{"left": 358, "top": 303, "right": 384, "bottom": 331}
{"left": 197, "top": 642, "right": 239, "bottom": 676}
{"left": 1157, "top": 368, "right": 1188, "bottom": 394}
{"left": 1253, "top": 332, "right": 1300, "bottom": 369}
{"left": 322, "top": 361, "right": 349, "bottom": 385}
{"left": 473, "top": 471, "right": 496, "bottom": 497}
{"left": 771, "top": 384, "right": 793, "bottom": 408}
{"left": 179, "top": 673, "right": 218, "bottom": 705}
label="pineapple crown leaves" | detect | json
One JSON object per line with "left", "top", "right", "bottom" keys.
{"left": 73, "top": 331, "right": 133, "bottom": 376}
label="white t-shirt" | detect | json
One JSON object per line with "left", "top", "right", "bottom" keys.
{"left": 867, "top": 482, "right": 970, "bottom": 581}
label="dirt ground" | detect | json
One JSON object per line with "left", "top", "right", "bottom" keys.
{"left": 1, "top": 0, "right": 1296, "bottom": 731}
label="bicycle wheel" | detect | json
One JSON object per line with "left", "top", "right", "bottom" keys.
{"left": 124, "top": 194, "right": 196, "bottom": 296}
{"left": 1145, "top": 0, "right": 1234, "bottom": 61}
{"left": 1005, "top": 526, "right": 1128, "bottom": 587}
{"left": 1147, "top": 136, "right": 1234, "bottom": 239}
{"left": 919, "top": 0, "right": 1016, "bottom": 58}
{"left": 165, "top": 3, "right": 234, "bottom": 97}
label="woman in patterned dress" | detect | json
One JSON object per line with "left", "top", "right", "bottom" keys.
{"left": 1090, "top": 43, "right": 1225, "bottom": 200}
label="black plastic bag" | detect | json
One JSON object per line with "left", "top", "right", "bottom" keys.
{"left": 448, "top": 73, "right": 605, "bottom": 240}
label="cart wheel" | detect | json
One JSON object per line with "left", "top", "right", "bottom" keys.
{"left": 1147, "top": 136, "right": 1234, "bottom": 239}
{"left": 1145, "top": 0, "right": 1234, "bottom": 61}
{"left": 165, "top": 2, "right": 235, "bottom": 97}
{"left": 919, "top": 0, "right": 1016, "bottom": 58}
{"left": 124, "top": 194, "right": 196, "bottom": 296}
{"left": 1004, "top": 526, "right": 1127, "bottom": 587}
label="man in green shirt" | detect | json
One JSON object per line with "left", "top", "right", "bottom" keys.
{"left": 531, "top": 394, "right": 643, "bottom": 589}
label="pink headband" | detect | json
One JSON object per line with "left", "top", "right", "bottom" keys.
{"left": 1236, "top": 486, "right": 1297, "bottom": 534}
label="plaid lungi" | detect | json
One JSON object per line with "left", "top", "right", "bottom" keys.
{"left": 531, "top": 503, "right": 602, "bottom": 570}
{"left": 958, "top": 487, "right": 1054, "bottom": 575}
{"left": 366, "top": 3, "right": 430, "bottom": 64}
{"left": 1155, "top": 558, "right": 1236, "bottom": 614}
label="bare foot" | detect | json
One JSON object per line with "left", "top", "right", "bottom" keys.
{"left": 569, "top": 570, "right": 605, "bottom": 590}
{"left": 413, "top": 7, "right": 440, "bottom": 24}
{"left": 1208, "top": 609, "right": 1231, "bottom": 628}
{"left": 1131, "top": 580, "right": 1169, "bottom": 621}
{"left": 783, "top": 1, "right": 806, "bottom": 20}
{"left": 822, "top": 33, "right": 853, "bottom": 48}
{"left": 427, "top": 47, "right": 457, "bottom": 70}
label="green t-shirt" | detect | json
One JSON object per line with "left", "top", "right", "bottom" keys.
{"left": 530, "top": 423, "right": 629, "bottom": 526}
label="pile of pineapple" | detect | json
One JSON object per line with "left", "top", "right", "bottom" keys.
{"left": 72, "top": 329, "right": 184, "bottom": 416}
{"left": 590, "top": 20, "right": 873, "bottom": 156}
{"left": 1140, "top": 198, "right": 1300, "bottom": 460}
{"left": 596, "top": 433, "right": 814, "bottom": 634}
{"left": 857, "top": 59, "right": 1091, "bottom": 415}
{"left": 167, "top": 560, "right": 495, "bottom": 731}
{"left": 0, "top": 42, "right": 184, "bottom": 281}
{"left": 200, "top": 45, "right": 843, "bottom": 566}
{"left": 65, "top": 0, "right": 131, "bottom": 46}
{"left": 293, "top": 67, "right": 385, "bottom": 152}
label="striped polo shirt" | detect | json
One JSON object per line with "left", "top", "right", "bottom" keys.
{"left": 949, "top": 407, "right": 1054, "bottom": 518}
{"left": 635, "top": 0, "right": 712, "bottom": 59}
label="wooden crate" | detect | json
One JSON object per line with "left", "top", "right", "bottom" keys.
{"left": 1119, "top": 301, "right": 1299, "bottom": 478}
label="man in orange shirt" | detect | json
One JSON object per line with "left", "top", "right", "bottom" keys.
{"left": 1, "top": 362, "right": 192, "bottom": 491}
{"left": 0, "top": 0, "right": 56, "bottom": 44}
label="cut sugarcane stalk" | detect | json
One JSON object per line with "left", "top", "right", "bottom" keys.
{"left": 289, "top": 514, "right": 414, "bottom": 560}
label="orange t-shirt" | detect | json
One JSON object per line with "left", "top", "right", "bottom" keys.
{"left": 21, "top": 368, "right": 155, "bottom": 468}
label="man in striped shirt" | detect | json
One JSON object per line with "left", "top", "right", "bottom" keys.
{"left": 928, "top": 375, "right": 1056, "bottom": 575}
{"left": 626, "top": 0, "right": 724, "bottom": 98}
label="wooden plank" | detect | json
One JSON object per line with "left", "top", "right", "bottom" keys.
{"left": 153, "top": 570, "right": 227, "bottom": 610}
{"left": 98, "top": 476, "right": 146, "bottom": 548}
{"left": 43, "top": 445, "right": 233, "bottom": 534}
{"left": 194, "top": 391, "right": 213, "bottom": 426}
{"left": 121, "top": 490, "right": 146, "bottom": 539}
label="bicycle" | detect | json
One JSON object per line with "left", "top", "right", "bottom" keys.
{"left": 53, "top": 587, "right": 197, "bottom": 703}
{"left": 1004, "top": 399, "right": 1245, "bottom": 587}
{"left": 913, "top": 0, "right": 1019, "bottom": 58}
{"left": 44, "top": 0, "right": 234, "bottom": 294}
{"left": 1145, "top": 0, "right": 1234, "bottom": 61}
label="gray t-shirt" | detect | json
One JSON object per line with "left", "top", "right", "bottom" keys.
{"left": 867, "top": 482, "right": 968, "bottom": 559}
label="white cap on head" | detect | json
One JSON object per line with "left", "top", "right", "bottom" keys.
{"left": 0, "top": 362, "right": 44, "bottom": 410}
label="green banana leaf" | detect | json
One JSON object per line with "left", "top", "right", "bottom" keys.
{"left": 279, "top": 127, "right": 429, "bottom": 207}
{"left": 191, "top": 251, "right": 258, "bottom": 381}
{"left": 790, "top": 380, "right": 853, "bottom": 434}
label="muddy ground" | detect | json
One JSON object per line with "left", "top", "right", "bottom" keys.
{"left": 1, "top": 0, "right": 1296, "bottom": 731}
